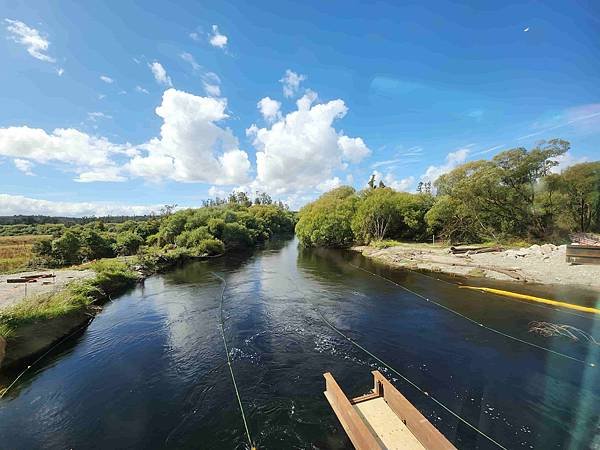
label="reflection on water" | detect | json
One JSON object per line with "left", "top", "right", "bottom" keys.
{"left": 0, "top": 237, "right": 599, "bottom": 449}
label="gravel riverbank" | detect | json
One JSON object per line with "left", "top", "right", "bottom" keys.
{"left": 353, "top": 243, "right": 600, "bottom": 291}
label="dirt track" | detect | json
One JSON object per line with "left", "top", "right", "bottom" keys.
{"left": 0, "top": 270, "right": 94, "bottom": 310}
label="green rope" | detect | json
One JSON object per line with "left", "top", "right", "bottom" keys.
{"left": 314, "top": 304, "right": 508, "bottom": 450}
{"left": 212, "top": 273, "right": 254, "bottom": 449}
{"left": 287, "top": 275, "right": 507, "bottom": 449}
{"left": 348, "top": 263, "right": 594, "bottom": 367}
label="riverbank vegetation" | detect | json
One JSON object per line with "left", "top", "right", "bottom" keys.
{"left": 0, "top": 235, "right": 50, "bottom": 273}
{"left": 297, "top": 139, "right": 600, "bottom": 247}
{"left": 0, "top": 260, "right": 138, "bottom": 339}
{"left": 0, "top": 193, "right": 295, "bottom": 273}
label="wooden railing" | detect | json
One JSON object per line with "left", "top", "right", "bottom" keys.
{"left": 371, "top": 371, "right": 456, "bottom": 450}
{"left": 323, "top": 372, "right": 384, "bottom": 449}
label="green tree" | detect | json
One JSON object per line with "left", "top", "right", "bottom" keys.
{"left": 352, "top": 188, "right": 398, "bottom": 242}
{"left": 558, "top": 162, "right": 600, "bottom": 232}
{"left": 296, "top": 187, "right": 358, "bottom": 247}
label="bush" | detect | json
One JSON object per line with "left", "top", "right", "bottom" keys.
{"left": 195, "top": 238, "right": 225, "bottom": 256}
{"left": 296, "top": 187, "right": 358, "bottom": 248}
{"left": 113, "top": 232, "right": 144, "bottom": 256}
{"left": 80, "top": 229, "right": 115, "bottom": 260}
{"left": 51, "top": 231, "right": 81, "bottom": 265}
{"left": 222, "top": 223, "right": 253, "bottom": 248}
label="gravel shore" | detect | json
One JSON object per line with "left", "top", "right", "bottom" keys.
{"left": 353, "top": 243, "right": 600, "bottom": 291}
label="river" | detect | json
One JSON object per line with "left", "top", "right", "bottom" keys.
{"left": 0, "top": 237, "right": 599, "bottom": 449}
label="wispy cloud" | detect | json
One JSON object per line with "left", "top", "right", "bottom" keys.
{"left": 517, "top": 104, "right": 600, "bottom": 140}
{"left": 371, "top": 158, "right": 403, "bottom": 169}
{"left": 280, "top": 69, "right": 306, "bottom": 98}
{"left": 209, "top": 25, "right": 228, "bottom": 49}
{"left": 472, "top": 144, "right": 504, "bottom": 156}
{"left": 13, "top": 158, "right": 35, "bottom": 176}
{"left": 149, "top": 61, "right": 172, "bottom": 87}
{"left": 87, "top": 112, "right": 112, "bottom": 122}
{"left": 135, "top": 85, "right": 149, "bottom": 94}
{"left": 99, "top": 75, "right": 114, "bottom": 84}
{"left": 180, "top": 52, "right": 201, "bottom": 71}
{"left": 5, "top": 19, "right": 55, "bottom": 62}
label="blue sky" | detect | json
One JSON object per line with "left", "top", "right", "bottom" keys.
{"left": 1, "top": 0, "right": 599, "bottom": 215}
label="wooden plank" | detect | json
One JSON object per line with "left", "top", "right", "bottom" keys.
{"left": 354, "top": 397, "right": 426, "bottom": 450}
{"left": 351, "top": 391, "right": 380, "bottom": 405}
{"left": 323, "top": 372, "right": 384, "bottom": 450}
{"left": 372, "top": 371, "right": 457, "bottom": 450}
{"left": 567, "top": 256, "right": 600, "bottom": 265}
{"left": 566, "top": 248, "right": 600, "bottom": 258}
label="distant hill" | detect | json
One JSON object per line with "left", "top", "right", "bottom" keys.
{"left": 0, "top": 215, "right": 154, "bottom": 226}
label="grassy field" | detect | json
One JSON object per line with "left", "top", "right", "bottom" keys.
{"left": 0, "top": 235, "right": 49, "bottom": 274}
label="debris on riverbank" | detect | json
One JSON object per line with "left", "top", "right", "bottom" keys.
{"left": 352, "top": 243, "right": 600, "bottom": 290}
{"left": 0, "top": 269, "right": 95, "bottom": 311}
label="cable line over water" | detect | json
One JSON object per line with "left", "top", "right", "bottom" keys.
{"left": 212, "top": 272, "right": 255, "bottom": 450}
{"left": 288, "top": 276, "right": 508, "bottom": 450}
{"left": 347, "top": 262, "right": 595, "bottom": 367}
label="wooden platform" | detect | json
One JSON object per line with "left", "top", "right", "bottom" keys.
{"left": 566, "top": 244, "right": 600, "bottom": 265}
{"left": 324, "top": 371, "right": 456, "bottom": 450}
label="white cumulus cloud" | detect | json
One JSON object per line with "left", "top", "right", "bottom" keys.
{"left": 149, "top": 61, "right": 172, "bottom": 87}
{"left": 257, "top": 97, "right": 282, "bottom": 122}
{"left": 247, "top": 91, "right": 370, "bottom": 195}
{"left": 280, "top": 69, "right": 306, "bottom": 98}
{"left": 317, "top": 177, "right": 342, "bottom": 192}
{"left": 209, "top": 25, "right": 228, "bottom": 49}
{"left": 338, "top": 136, "right": 371, "bottom": 163}
{"left": 421, "top": 148, "right": 470, "bottom": 183}
{"left": 0, "top": 194, "right": 163, "bottom": 217}
{"left": 371, "top": 171, "right": 415, "bottom": 191}
{"left": 13, "top": 158, "right": 35, "bottom": 176}
{"left": 5, "top": 19, "right": 55, "bottom": 62}
{"left": 99, "top": 75, "right": 114, "bottom": 84}
{"left": 127, "top": 88, "right": 250, "bottom": 185}
{"left": 0, "top": 126, "right": 132, "bottom": 169}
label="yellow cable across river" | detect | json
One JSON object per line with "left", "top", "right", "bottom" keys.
{"left": 459, "top": 286, "right": 600, "bottom": 315}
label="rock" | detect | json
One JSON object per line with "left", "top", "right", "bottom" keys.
{"left": 528, "top": 244, "right": 543, "bottom": 256}
{"left": 540, "top": 244, "right": 556, "bottom": 254}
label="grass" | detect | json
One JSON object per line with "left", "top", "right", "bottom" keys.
{"left": 0, "top": 235, "right": 50, "bottom": 274}
{"left": 369, "top": 239, "right": 446, "bottom": 250}
{"left": 0, "top": 259, "right": 138, "bottom": 339}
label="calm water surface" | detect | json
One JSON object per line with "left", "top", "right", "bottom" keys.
{"left": 1, "top": 237, "right": 599, "bottom": 449}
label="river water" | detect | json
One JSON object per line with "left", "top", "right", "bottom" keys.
{"left": 1, "top": 237, "right": 599, "bottom": 449}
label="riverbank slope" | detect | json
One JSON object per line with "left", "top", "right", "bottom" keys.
{"left": 0, "top": 260, "right": 139, "bottom": 370}
{"left": 352, "top": 243, "right": 600, "bottom": 291}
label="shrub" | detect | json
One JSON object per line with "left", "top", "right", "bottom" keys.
{"left": 296, "top": 187, "right": 358, "bottom": 248}
{"left": 195, "top": 238, "right": 225, "bottom": 256}
{"left": 113, "top": 232, "right": 144, "bottom": 256}
{"left": 51, "top": 231, "right": 81, "bottom": 265}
